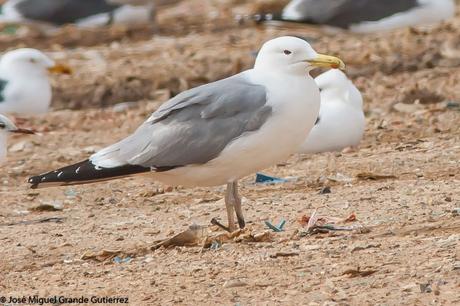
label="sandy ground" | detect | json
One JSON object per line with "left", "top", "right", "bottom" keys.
{"left": 1, "top": 0, "right": 460, "bottom": 305}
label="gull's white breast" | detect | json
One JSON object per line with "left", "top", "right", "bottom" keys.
{"left": 299, "top": 100, "right": 365, "bottom": 154}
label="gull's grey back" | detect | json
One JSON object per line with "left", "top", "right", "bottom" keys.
{"left": 91, "top": 74, "right": 271, "bottom": 169}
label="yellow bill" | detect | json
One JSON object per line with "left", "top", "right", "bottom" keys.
{"left": 48, "top": 63, "right": 72, "bottom": 74}
{"left": 307, "top": 54, "right": 345, "bottom": 70}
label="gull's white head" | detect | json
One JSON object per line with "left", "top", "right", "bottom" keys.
{"left": 0, "top": 48, "right": 71, "bottom": 76}
{"left": 254, "top": 36, "right": 345, "bottom": 75}
{"left": 316, "top": 69, "right": 350, "bottom": 95}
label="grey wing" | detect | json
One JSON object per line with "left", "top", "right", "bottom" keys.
{"left": 90, "top": 74, "right": 271, "bottom": 169}
{"left": 15, "top": 0, "right": 120, "bottom": 25}
{"left": 287, "top": 0, "right": 418, "bottom": 28}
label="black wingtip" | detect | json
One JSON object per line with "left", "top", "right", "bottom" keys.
{"left": 28, "top": 174, "right": 58, "bottom": 189}
{"left": 28, "top": 176, "right": 41, "bottom": 189}
{"left": 27, "top": 159, "right": 151, "bottom": 189}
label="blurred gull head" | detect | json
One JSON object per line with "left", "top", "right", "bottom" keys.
{"left": 0, "top": 48, "right": 71, "bottom": 77}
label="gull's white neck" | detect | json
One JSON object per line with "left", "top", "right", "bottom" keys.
{"left": 253, "top": 61, "right": 311, "bottom": 78}
{"left": 320, "top": 89, "right": 348, "bottom": 104}
{"left": 247, "top": 68, "right": 318, "bottom": 106}
{"left": 246, "top": 67, "right": 320, "bottom": 149}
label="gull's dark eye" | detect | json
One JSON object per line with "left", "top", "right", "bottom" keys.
{"left": 29, "top": 58, "right": 37, "bottom": 63}
{"left": 0, "top": 122, "right": 5, "bottom": 129}
{"left": 283, "top": 50, "right": 292, "bottom": 55}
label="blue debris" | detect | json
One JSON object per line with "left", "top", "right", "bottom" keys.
{"left": 113, "top": 256, "right": 132, "bottom": 264}
{"left": 446, "top": 101, "right": 460, "bottom": 109}
{"left": 1, "top": 25, "right": 19, "bottom": 35}
{"left": 64, "top": 188, "right": 78, "bottom": 197}
{"left": 265, "top": 219, "right": 286, "bottom": 232}
{"left": 255, "top": 173, "right": 289, "bottom": 184}
{"left": 210, "top": 240, "right": 222, "bottom": 250}
{"left": 277, "top": 219, "right": 286, "bottom": 230}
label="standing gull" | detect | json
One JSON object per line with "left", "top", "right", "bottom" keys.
{"left": 255, "top": 0, "right": 455, "bottom": 33}
{"left": 299, "top": 69, "right": 365, "bottom": 154}
{"left": 0, "top": 114, "right": 34, "bottom": 164}
{"left": 0, "top": 48, "right": 71, "bottom": 115}
{"left": 28, "top": 36, "right": 345, "bottom": 232}
{"left": 0, "top": 0, "right": 155, "bottom": 28}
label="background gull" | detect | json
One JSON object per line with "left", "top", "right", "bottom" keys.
{"left": 0, "top": 0, "right": 156, "bottom": 28}
{"left": 0, "top": 48, "right": 71, "bottom": 115}
{"left": 299, "top": 69, "right": 365, "bottom": 154}
{"left": 28, "top": 36, "right": 344, "bottom": 232}
{"left": 255, "top": 0, "right": 455, "bottom": 33}
{"left": 0, "top": 114, "right": 34, "bottom": 164}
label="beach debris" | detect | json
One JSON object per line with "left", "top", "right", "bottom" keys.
{"left": 113, "top": 256, "right": 132, "bottom": 264}
{"left": 298, "top": 210, "right": 360, "bottom": 235}
{"left": 1, "top": 217, "right": 65, "bottom": 226}
{"left": 151, "top": 224, "right": 208, "bottom": 250}
{"left": 150, "top": 225, "right": 273, "bottom": 251}
{"left": 255, "top": 173, "right": 290, "bottom": 184}
{"left": 269, "top": 251, "right": 299, "bottom": 258}
{"left": 319, "top": 186, "right": 331, "bottom": 194}
{"left": 356, "top": 172, "right": 397, "bottom": 181}
{"left": 264, "top": 219, "right": 286, "bottom": 232}
{"left": 82, "top": 249, "right": 126, "bottom": 262}
{"left": 29, "top": 202, "right": 63, "bottom": 212}
{"left": 342, "top": 267, "right": 378, "bottom": 278}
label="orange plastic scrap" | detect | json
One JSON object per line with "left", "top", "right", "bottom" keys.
{"left": 343, "top": 212, "right": 357, "bottom": 222}
{"left": 298, "top": 212, "right": 357, "bottom": 227}
{"left": 298, "top": 215, "right": 309, "bottom": 227}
